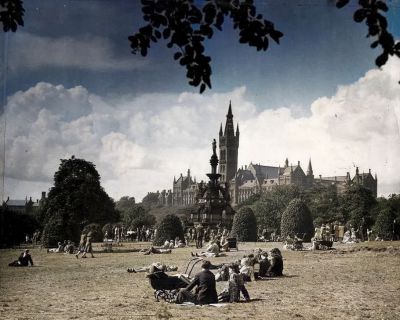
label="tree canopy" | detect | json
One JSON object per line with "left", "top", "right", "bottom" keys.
{"left": 3, "top": 1, "right": 398, "bottom": 89}
{"left": 280, "top": 198, "right": 314, "bottom": 241}
{"left": 231, "top": 206, "right": 258, "bottom": 241}
{"left": 153, "top": 213, "right": 184, "bottom": 246}
{"left": 39, "top": 157, "right": 119, "bottom": 245}
{"left": 129, "top": 0, "right": 399, "bottom": 92}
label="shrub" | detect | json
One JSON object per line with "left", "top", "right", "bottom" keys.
{"left": 281, "top": 198, "right": 314, "bottom": 241}
{"left": 41, "top": 214, "right": 67, "bottom": 247}
{"left": 153, "top": 214, "right": 184, "bottom": 246}
{"left": 82, "top": 223, "right": 103, "bottom": 242}
{"left": 373, "top": 208, "right": 396, "bottom": 240}
{"left": 230, "top": 206, "right": 258, "bottom": 242}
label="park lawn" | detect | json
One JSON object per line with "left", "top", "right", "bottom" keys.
{"left": 0, "top": 241, "right": 399, "bottom": 320}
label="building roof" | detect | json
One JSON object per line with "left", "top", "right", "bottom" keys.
{"left": 5, "top": 199, "right": 27, "bottom": 207}
{"left": 249, "top": 164, "right": 280, "bottom": 179}
{"left": 320, "top": 176, "right": 347, "bottom": 182}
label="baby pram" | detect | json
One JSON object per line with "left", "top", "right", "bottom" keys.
{"left": 147, "top": 257, "right": 204, "bottom": 302}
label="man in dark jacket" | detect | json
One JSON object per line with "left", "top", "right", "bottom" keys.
{"left": 176, "top": 260, "right": 218, "bottom": 305}
{"left": 9, "top": 249, "right": 34, "bottom": 267}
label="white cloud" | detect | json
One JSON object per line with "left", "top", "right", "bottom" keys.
{"left": 8, "top": 32, "right": 146, "bottom": 71}
{"left": 3, "top": 58, "right": 400, "bottom": 202}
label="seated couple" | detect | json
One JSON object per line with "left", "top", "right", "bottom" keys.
{"left": 176, "top": 260, "right": 250, "bottom": 305}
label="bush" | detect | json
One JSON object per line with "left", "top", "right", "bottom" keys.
{"left": 281, "top": 199, "right": 314, "bottom": 241}
{"left": 230, "top": 206, "right": 258, "bottom": 242}
{"left": 153, "top": 214, "right": 184, "bottom": 246}
{"left": 82, "top": 223, "right": 103, "bottom": 242}
{"left": 373, "top": 208, "right": 396, "bottom": 240}
{"left": 41, "top": 214, "right": 67, "bottom": 247}
{"left": 0, "top": 207, "right": 40, "bottom": 247}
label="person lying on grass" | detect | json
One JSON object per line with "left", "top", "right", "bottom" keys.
{"left": 127, "top": 262, "right": 178, "bottom": 273}
{"left": 9, "top": 249, "right": 34, "bottom": 267}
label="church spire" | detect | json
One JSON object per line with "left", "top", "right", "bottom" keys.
{"left": 236, "top": 123, "right": 240, "bottom": 136}
{"left": 284, "top": 158, "right": 289, "bottom": 168}
{"left": 227, "top": 100, "right": 233, "bottom": 118}
{"left": 307, "top": 158, "right": 313, "bottom": 176}
{"left": 219, "top": 123, "right": 223, "bottom": 136}
{"left": 224, "top": 101, "right": 235, "bottom": 137}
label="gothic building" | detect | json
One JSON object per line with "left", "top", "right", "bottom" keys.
{"left": 218, "top": 102, "right": 239, "bottom": 183}
{"left": 158, "top": 102, "right": 378, "bottom": 207}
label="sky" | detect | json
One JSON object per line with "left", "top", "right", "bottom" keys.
{"left": 1, "top": 0, "right": 400, "bottom": 202}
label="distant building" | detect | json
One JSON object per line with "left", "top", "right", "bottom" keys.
{"left": 157, "top": 102, "right": 378, "bottom": 207}
{"left": 3, "top": 192, "right": 46, "bottom": 213}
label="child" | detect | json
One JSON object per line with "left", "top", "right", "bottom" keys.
{"left": 228, "top": 264, "right": 250, "bottom": 302}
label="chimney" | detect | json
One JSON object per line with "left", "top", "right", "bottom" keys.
{"left": 41, "top": 191, "right": 46, "bottom": 199}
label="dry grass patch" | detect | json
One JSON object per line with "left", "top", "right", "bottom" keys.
{"left": 0, "top": 241, "right": 399, "bottom": 319}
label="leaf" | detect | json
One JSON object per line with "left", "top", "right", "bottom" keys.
{"left": 376, "top": 1, "right": 388, "bottom": 12}
{"left": 163, "top": 28, "right": 171, "bottom": 39}
{"left": 336, "top": 0, "right": 350, "bottom": 9}
{"left": 174, "top": 52, "right": 182, "bottom": 60}
{"left": 353, "top": 9, "right": 366, "bottom": 23}
{"left": 375, "top": 52, "right": 388, "bottom": 67}
{"left": 199, "top": 83, "right": 206, "bottom": 94}
{"left": 370, "top": 40, "right": 379, "bottom": 48}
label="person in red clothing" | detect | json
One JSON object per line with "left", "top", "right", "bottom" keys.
{"left": 176, "top": 260, "right": 218, "bottom": 305}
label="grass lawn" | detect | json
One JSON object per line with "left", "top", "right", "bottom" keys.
{"left": 1, "top": 241, "right": 399, "bottom": 320}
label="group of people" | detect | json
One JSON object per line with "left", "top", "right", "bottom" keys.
{"left": 47, "top": 240, "right": 75, "bottom": 254}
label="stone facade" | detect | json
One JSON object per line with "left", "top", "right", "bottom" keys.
{"left": 159, "top": 102, "right": 378, "bottom": 207}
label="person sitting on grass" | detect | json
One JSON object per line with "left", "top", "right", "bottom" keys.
{"left": 218, "top": 264, "right": 250, "bottom": 303}
{"left": 266, "top": 248, "right": 283, "bottom": 277}
{"left": 127, "top": 262, "right": 178, "bottom": 273}
{"left": 9, "top": 249, "right": 34, "bottom": 267}
{"left": 191, "top": 240, "right": 220, "bottom": 257}
{"left": 176, "top": 260, "right": 218, "bottom": 305}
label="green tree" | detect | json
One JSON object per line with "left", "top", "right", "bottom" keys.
{"left": 339, "top": 185, "right": 377, "bottom": 229}
{"left": 305, "top": 184, "right": 341, "bottom": 225}
{"left": 373, "top": 207, "right": 396, "bottom": 240}
{"left": 230, "top": 206, "right": 258, "bottom": 242}
{"left": 0, "top": 206, "right": 39, "bottom": 247}
{"left": 130, "top": 0, "right": 399, "bottom": 92}
{"left": 252, "top": 185, "right": 300, "bottom": 233}
{"left": 280, "top": 198, "right": 314, "bottom": 241}
{"left": 153, "top": 214, "right": 184, "bottom": 246}
{"left": 141, "top": 192, "right": 160, "bottom": 209}
{"left": 39, "top": 156, "right": 119, "bottom": 245}
{"left": 123, "top": 204, "right": 156, "bottom": 230}
{"left": 116, "top": 196, "right": 136, "bottom": 213}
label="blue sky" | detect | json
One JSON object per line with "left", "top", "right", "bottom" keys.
{"left": 1, "top": 0, "right": 400, "bottom": 201}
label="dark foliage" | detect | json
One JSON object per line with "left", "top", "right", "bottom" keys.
{"left": 153, "top": 214, "right": 184, "bottom": 246}
{"left": 123, "top": 204, "right": 156, "bottom": 230}
{"left": 252, "top": 185, "right": 300, "bottom": 233}
{"left": 38, "top": 157, "right": 119, "bottom": 244}
{"left": 280, "top": 198, "right": 314, "bottom": 241}
{"left": 373, "top": 207, "right": 396, "bottom": 240}
{"left": 41, "top": 212, "right": 70, "bottom": 247}
{"left": 337, "top": 0, "right": 400, "bottom": 81}
{"left": 339, "top": 185, "right": 377, "bottom": 229}
{"left": 0, "top": 0, "right": 24, "bottom": 32}
{"left": 305, "top": 184, "right": 341, "bottom": 224}
{"left": 141, "top": 192, "right": 160, "bottom": 208}
{"left": 0, "top": 206, "right": 39, "bottom": 247}
{"left": 129, "top": 0, "right": 283, "bottom": 93}
{"left": 115, "top": 196, "right": 136, "bottom": 213}
{"left": 230, "top": 206, "right": 258, "bottom": 241}
{"left": 82, "top": 223, "right": 103, "bottom": 242}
